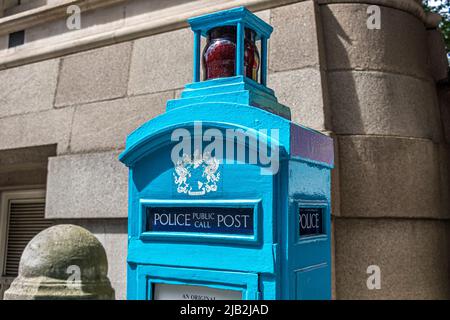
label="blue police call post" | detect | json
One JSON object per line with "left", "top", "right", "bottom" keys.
{"left": 119, "top": 7, "right": 334, "bottom": 300}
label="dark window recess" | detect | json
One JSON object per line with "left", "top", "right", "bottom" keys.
{"left": 4, "top": 200, "right": 52, "bottom": 277}
{"left": 8, "top": 30, "right": 25, "bottom": 48}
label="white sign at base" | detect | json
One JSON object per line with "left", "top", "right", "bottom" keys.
{"left": 153, "top": 283, "right": 242, "bottom": 300}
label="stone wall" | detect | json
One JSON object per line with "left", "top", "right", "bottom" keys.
{"left": 318, "top": 0, "right": 450, "bottom": 299}
{"left": 0, "top": 0, "right": 448, "bottom": 299}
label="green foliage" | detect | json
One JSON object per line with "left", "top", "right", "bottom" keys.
{"left": 423, "top": 1, "right": 450, "bottom": 53}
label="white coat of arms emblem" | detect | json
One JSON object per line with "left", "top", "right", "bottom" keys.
{"left": 173, "top": 150, "right": 221, "bottom": 196}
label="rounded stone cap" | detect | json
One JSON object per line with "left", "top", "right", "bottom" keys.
{"left": 19, "top": 224, "right": 108, "bottom": 280}
{"left": 4, "top": 224, "right": 115, "bottom": 300}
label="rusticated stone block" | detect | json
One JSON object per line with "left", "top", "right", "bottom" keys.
{"left": 328, "top": 71, "right": 441, "bottom": 140}
{"left": 330, "top": 133, "right": 341, "bottom": 217}
{"left": 321, "top": 3, "right": 429, "bottom": 79}
{"left": 268, "top": 68, "right": 330, "bottom": 130}
{"left": 128, "top": 28, "right": 193, "bottom": 95}
{"left": 335, "top": 218, "right": 450, "bottom": 299}
{"left": 440, "top": 144, "right": 450, "bottom": 217}
{"left": 46, "top": 151, "right": 128, "bottom": 219}
{"left": 55, "top": 42, "right": 132, "bottom": 107}
{"left": 0, "top": 108, "right": 74, "bottom": 154}
{"left": 338, "top": 135, "right": 444, "bottom": 219}
{"left": 70, "top": 92, "right": 172, "bottom": 153}
{"left": 0, "top": 59, "right": 59, "bottom": 118}
{"left": 270, "top": 1, "right": 324, "bottom": 72}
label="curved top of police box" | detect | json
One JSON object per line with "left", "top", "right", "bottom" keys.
{"left": 118, "top": 102, "right": 291, "bottom": 167}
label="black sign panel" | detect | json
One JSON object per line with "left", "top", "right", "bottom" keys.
{"left": 146, "top": 207, "right": 254, "bottom": 235}
{"left": 299, "top": 207, "right": 323, "bottom": 237}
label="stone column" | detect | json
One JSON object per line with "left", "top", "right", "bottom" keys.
{"left": 317, "top": 0, "right": 449, "bottom": 299}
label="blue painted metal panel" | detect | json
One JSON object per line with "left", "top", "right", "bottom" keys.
{"left": 260, "top": 37, "right": 268, "bottom": 86}
{"left": 236, "top": 21, "right": 245, "bottom": 76}
{"left": 295, "top": 264, "right": 331, "bottom": 300}
{"left": 192, "top": 31, "right": 201, "bottom": 82}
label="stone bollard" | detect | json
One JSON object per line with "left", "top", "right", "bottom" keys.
{"left": 4, "top": 224, "right": 115, "bottom": 300}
